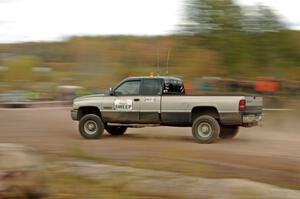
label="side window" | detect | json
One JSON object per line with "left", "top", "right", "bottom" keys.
{"left": 114, "top": 80, "right": 140, "bottom": 96}
{"left": 141, "top": 79, "right": 162, "bottom": 96}
{"left": 163, "top": 80, "right": 185, "bottom": 95}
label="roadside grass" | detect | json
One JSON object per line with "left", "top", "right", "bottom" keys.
{"left": 67, "top": 145, "right": 213, "bottom": 176}
{"left": 65, "top": 145, "right": 300, "bottom": 191}
{"left": 44, "top": 163, "right": 292, "bottom": 199}
{"left": 45, "top": 171, "right": 134, "bottom": 199}
{"left": 67, "top": 145, "right": 112, "bottom": 163}
{"left": 275, "top": 183, "right": 300, "bottom": 191}
{"left": 45, "top": 170, "right": 179, "bottom": 199}
{"left": 234, "top": 189, "right": 278, "bottom": 199}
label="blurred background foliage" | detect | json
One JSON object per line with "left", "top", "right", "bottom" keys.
{"left": 0, "top": 0, "right": 299, "bottom": 101}
{"left": 181, "top": 0, "right": 300, "bottom": 76}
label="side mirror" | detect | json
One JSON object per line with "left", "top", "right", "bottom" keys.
{"left": 109, "top": 88, "right": 114, "bottom": 96}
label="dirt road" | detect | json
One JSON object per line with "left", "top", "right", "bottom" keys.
{"left": 0, "top": 108, "right": 299, "bottom": 189}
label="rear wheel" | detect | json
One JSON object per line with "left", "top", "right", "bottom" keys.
{"left": 192, "top": 115, "right": 220, "bottom": 144}
{"left": 219, "top": 125, "right": 239, "bottom": 139}
{"left": 79, "top": 114, "right": 104, "bottom": 139}
{"left": 106, "top": 126, "right": 127, "bottom": 136}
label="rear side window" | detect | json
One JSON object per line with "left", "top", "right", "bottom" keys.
{"left": 163, "top": 79, "right": 185, "bottom": 95}
{"left": 141, "top": 79, "right": 162, "bottom": 96}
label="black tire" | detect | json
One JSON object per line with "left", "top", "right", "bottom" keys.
{"left": 219, "top": 125, "right": 239, "bottom": 139}
{"left": 79, "top": 114, "right": 104, "bottom": 139}
{"left": 192, "top": 115, "right": 220, "bottom": 144}
{"left": 106, "top": 126, "right": 127, "bottom": 136}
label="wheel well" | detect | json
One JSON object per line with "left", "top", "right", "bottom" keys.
{"left": 77, "top": 106, "right": 101, "bottom": 120}
{"left": 191, "top": 107, "right": 220, "bottom": 122}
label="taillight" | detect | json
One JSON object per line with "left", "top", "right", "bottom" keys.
{"left": 239, "top": 99, "right": 246, "bottom": 111}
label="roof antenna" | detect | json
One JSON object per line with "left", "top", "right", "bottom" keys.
{"left": 156, "top": 49, "right": 160, "bottom": 76}
{"left": 166, "top": 49, "right": 171, "bottom": 76}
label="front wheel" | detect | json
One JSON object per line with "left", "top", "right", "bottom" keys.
{"left": 105, "top": 126, "right": 127, "bottom": 136}
{"left": 219, "top": 125, "right": 239, "bottom": 139}
{"left": 79, "top": 114, "right": 104, "bottom": 139}
{"left": 192, "top": 115, "right": 220, "bottom": 144}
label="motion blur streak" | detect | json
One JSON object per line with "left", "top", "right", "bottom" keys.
{"left": 0, "top": 0, "right": 300, "bottom": 198}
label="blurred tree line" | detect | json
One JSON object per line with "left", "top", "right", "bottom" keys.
{"left": 0, "top": 0, "right": 299, "bottom": 93}
{"left": 181, "top": 0, "right": 300, "bottom": 77}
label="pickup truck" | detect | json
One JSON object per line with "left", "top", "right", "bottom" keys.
{"left": 71, "top": 76, "right": 263, "bottom": 143}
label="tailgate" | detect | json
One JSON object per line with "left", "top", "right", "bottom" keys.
{"left": 244, "top": 96, "right": 263, "bottom": 114}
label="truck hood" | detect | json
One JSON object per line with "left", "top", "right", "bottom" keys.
{"left": 74, "top": 94, "right": 106, "bottom": 102}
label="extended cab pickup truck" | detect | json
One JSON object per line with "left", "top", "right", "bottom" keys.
{"left": 71, "top": 76, "right": 263, "bottom": 143}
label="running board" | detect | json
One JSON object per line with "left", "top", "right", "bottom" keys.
{"left": 107, "top": 123, "right": 160, "bottom": 128}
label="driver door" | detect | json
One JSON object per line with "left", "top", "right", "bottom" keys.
{"left": 110, "top": 80, "right": 141, "bottom": 123}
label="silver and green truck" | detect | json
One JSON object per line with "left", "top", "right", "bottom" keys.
{"left": 71, "top": 76, "right": 263, "bottom": 143}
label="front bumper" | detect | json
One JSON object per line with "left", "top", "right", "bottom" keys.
{"left": 242, "top": 114, "right": 263, "bottom": 127}
{"left": 70, "top": 109, "right": 78, "bottom": 120}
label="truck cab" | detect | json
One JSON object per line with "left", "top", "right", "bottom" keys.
{"left": 104, "top": 76, "right": 184, "bottom": 124}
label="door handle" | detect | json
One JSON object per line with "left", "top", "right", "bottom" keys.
{"left": 134, "top": 98, "right": 140, "bottom": 102}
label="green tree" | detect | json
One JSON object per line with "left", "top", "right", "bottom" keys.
{"left": 181, "top": 0, "right": 300, "bottom": 77}
{"left": 182, "top": 0, "right": 247, "bottom": 73}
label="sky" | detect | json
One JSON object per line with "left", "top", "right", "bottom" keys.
{"left": 0, "top": 0, "right": 299, "bottom": 43}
